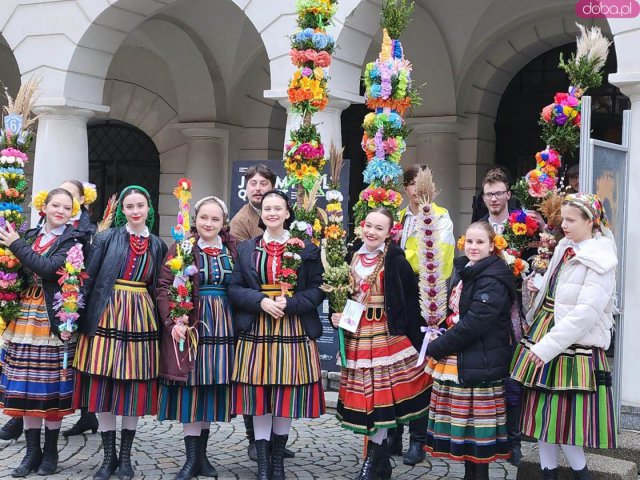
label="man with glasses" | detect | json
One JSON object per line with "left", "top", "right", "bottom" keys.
{"left": 480, "top": 168, "right": 512, "bottom": 234}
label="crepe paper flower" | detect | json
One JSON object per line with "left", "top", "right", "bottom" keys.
{"left": 32, "top": 190, "right": 48, "bottom": 211}
{"left": 494, "top": 235, "right": 508, "bottom": 251}
{"left": 82, "top": 183, "right": 98, "bottom": 206}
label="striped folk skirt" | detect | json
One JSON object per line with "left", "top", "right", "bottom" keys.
{"left": 511, "top": 301, "right": 617, "bottom": 448}
{"left": 0, "top": 286, "right": 76, "bottom": 420}
{"left": 73, "top": 280, "right": 159, "bottom": 417}
{"left": 425, "top": 379, "right": 510, "bottom": 463}
{"left": 158, "top": 286, "right": 235, "bottom": 423}
{"left": 232, "top": 311, "right": 325, "bottom": 419}
{"left": 336, "top": 307, "right": 431, "bottom": 435}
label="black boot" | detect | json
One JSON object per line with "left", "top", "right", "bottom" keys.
{"left": 94, "top": 431, "right": 118, "bottom": 480}
{"left": 244, "top": 415, "right": 258, "bottom": 462}
{"left": 199, "top": 429, "right": 218, "bottom": 478}
{"left": 118, "top": 429, "right": 136, "bottom": 480}
{"left": 0, "top": 417, "right": 24, "bottom": 441}
{"left": 403, "top": 440, "right": 425, "bottom": 465}
{"left": 475, "top": 463, "right": 489, "bottom": 480}
{"left": 37, "top": 427, "right": 60, "bottom": 475}
{"left": 387, "top": 426, "right": 403, "bottom": 456}
{"left": 255, "top": 439, "right": 271, "bottom": 480}
{"left": 271, "top": 434, "right": 287, "bottom": 480}
{"left": 63, "top": 408, "right": 99, "bottom": 437}
{"left": 572, "top": 465, "right": 593, "bottom": 480}
{"left": 11, "top": 428, "right": 42, "bottom": 478}
{"left": 463, "top": 461, "right": 476, "bottom": 480}
{"left": 542, "top": 467, "right": 559, "bottom": 480}
{"left": 506, "top": 405, "right": 522, "bottom": 467}
{"left": 175, "top": 436, "right": 200, "bottom": 480}
{"left": 355, "top": 441, "right": 393, "bottom": 480}
{"left": 375, "top": 440, "right": 392, "bottom": 480}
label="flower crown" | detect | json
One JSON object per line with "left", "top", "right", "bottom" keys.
{"left": 457, "top": 233, "right": 508, "bottom": 253}
{"left": 32, "top": 190, "right": 81, "bottom": 218}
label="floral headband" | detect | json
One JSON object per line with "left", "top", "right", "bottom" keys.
{"left": 564, "top": 193, "right": 609, "bottom": 228}
{"left": 457, "top": 233, "right": 508, "bottom": 253}
{"left": 194, "top": 196, "right": 228, "bottom": 218}
{"left": 32, "top": 190, "right": 81, "bottom": 218}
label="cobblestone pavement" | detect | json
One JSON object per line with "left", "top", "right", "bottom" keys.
{"left": 0, "top": 412, "right": 532, "bottom": 479}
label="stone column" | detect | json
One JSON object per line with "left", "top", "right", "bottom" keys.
{"left": 172, "top": 122, "right": 229, "bottom": 203}
{"left": 409, "top": 117, "right": 463, "bottom": 231}
{"left": 30, "top": 106, "right": 94, "bottom": 225}
{"left": 609, "top": 76, "right": 640, "bottom": 411}
{"left": 282, "top": 98, "right": 352, "bottom": 153}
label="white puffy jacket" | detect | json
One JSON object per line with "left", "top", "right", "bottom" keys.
{"left": 526, "top": 235, "right": 617, "bottom": 364}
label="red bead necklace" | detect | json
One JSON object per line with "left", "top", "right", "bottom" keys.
{"left": 202, "top": 247, "right": 221, "bottom": 257}
{"left": 33, "top": 234, "right": 59, "bottom": 255}
{"left": 263, "top": 241, "right": 286, "bottom": 257}
{"left": 129, "top": 234, "right": 149, "bottom": 256}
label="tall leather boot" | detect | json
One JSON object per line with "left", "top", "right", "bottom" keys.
{"left": 375, "top": 440, "right": 392, "bottom": 480}
{"left": 541, "top": 467, "right": 559, "bottom": 480}
{"left": 403, "top": 417, "right": 426, "bottom": 465}
{"left": 475, "top": 462, "right": 489, "bottom": 480}
{"left": 118, "top": 429, "right": 136, "bottom": 480}
{"left": 356, "top": 441, "right": 384, "bottom": 480}
{"left": 244, "top": 415, "right": 257, "bottom": 462}
{"left": 386, "top": 426, "right": 403, "bottom": 456}
{"left": 175, "top": 436, "right": 200, "bottom": 480}
{"left": 63, "top": 408, "right": 99, "bottom": 437}
{"left": 271, "top": 434, "right": 287, "bottom": 480}
{"left": 11, "top": 428, "right": 42, "bottom": 478}
{"left": 463, "top": 461, "right": 476, "bottom": 480}
{"left": 37, "top": 427, "right": 60, "bottom": 475}
{"left": 198, "top": 429, "right": 218, "bottom": 478}
{"left": 254, "top": 439, "right": 271, "bottom": 480}
{"left": 572, "top": 465, "right": 593, "bottom": 480}
{"left": 94, "top": 430, "right": 118, "bottom": 480}
{"left": 0, "top": 417, "right": 24, "bottom": 441}
{"left": 506, "top": 404, "right": 522, "bottom": 467}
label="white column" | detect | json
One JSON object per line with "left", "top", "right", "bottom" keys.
{"left": 409, "top": 117, "right": 463, "bottom": 231}
{"left": 172, "top": 123, "right": 230, "bottom": 203}
{"left": 608, "top": 77, "right": 640, "bottom": 408}
{"left": 30, "top": 106, "right": 94, "bottom": 226}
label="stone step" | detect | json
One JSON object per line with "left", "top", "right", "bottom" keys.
{"left": 516, "top": 450, "right": 637, "bottom": 480}
{"left": 586, "top": 429, "right": 640, "bottom": 471}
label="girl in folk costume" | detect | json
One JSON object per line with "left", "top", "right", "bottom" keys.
{"left": 157, "top": 196, "right": 238, "bottom": 480}
{"left": 0, "top": 189, "right": 87, "bottom": 476}
{"left": 331, "top": 207, "right": 432, "bottom": 480}
{"left": 0, "top": 180, "right": 100, "bottom": 445}
{"left": 229, "top": 190, "right": 325, "bottom": 480}
{"left": 424, "top": 221, "right": 516, "bottom": 480}
{"left": 511, "top": 193, "right": 618, "bottom": 480}
{"left": 73, "top": 186, "right": 167, "bottom": 480}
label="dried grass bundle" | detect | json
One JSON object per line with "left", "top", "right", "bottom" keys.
{"left": 539, "top": 192, "right": 564, "bottom": 229}
{"left": 328, "top": 143, "right": 344, "bottom": 186}
{"left": 415, "top": 166, "right": 439, "bottom": 205}
{"left": 3, "top": 76, "right": 41, "bottom": 130}
{"left": 576, "top": 23, "right": 611, "bottom": 72}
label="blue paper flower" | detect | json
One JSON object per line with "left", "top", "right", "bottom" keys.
{"left": 388, "top": 112, "right": 403, "bottom": 129}
{"left": 363, "top": 159, "right": 403, "bottom": 183}
{"left": 312, "top": 33, "right": 330, "bottom": 50}
{"left": 369, "top": 84, "right": 382, "bottom": 99}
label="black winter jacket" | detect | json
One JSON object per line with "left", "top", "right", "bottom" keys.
{"left": 426, "top": 255, "right": 516, "bottom": 384}
{"left": 80, "top": 226, "right": 168, "bottom": 336}
{"left": 345, "top": 241, "right": 423, "bottom": 351}
{"left": 228, "top": 236, "right": 325, "bottom": 339}
{"left": 9, "top": 225, "right": 87, "bottom": 338}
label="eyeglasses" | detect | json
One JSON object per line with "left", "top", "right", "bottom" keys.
{"left": 482, "top": 191, "right": 508, "bottom": 200}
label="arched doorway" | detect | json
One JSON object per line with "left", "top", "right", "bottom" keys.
{"left": 495, "top": 44, "right": 630, "bottom": 181}
{"left": 88, "top": 121, "right": 160, "bottom": 233}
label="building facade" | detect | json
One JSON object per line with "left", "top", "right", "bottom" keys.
{"left": 1, "top": 0, "right": 640, "bottom": 417}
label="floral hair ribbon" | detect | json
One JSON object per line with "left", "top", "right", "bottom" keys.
{"left": 564, "top": 192, "right": 609, "bottom": 228}
{"left": 82, "top": 182, "right": 97, "bottom": 206}
{"left": 456, "top": 233, "right": 507, "bottom": 253}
